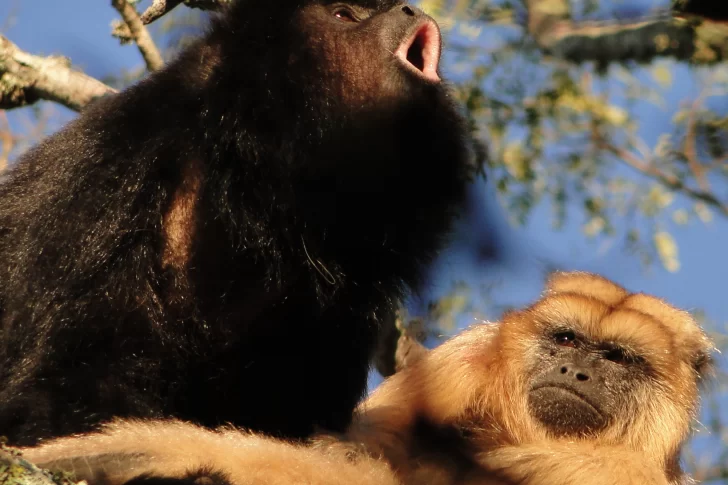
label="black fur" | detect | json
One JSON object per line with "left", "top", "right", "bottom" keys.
{"left": 674, "top": 0, "right": 728, "bottom": 21}
{"left": 0, "top": 0, "right": 471, "bottom": 445}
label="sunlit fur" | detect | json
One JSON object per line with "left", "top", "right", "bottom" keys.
{"left": 342, "top": 271, "right": 714, "bottom": 485}
{"left": 22, "top": 419, "right": 400, "bottom": 485}
{"left": 21, "top": 272, "right": 713, "bottom": 485}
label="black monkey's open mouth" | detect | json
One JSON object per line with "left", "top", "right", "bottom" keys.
{"left": 395, "top": 19, "right": 441, "bottom": 83}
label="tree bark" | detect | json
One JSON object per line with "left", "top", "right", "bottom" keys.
{"left": 524, "top": 0, "right": 728, "bottom": 67}
{"left": 0, "top": 35, "right": 116, "bottom": 111}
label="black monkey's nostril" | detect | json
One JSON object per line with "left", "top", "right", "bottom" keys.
{"left": 402, "top": 5, "right": 415, "bottom": 16}
{"left": 576, "top": 372, "right": 589, "bottom": 381}
{"left": 560, "top": 366, "right": 567, "bottom": 374}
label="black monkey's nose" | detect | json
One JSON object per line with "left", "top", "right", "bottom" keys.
{"left": 402, "top": 5, "right": 416, "bottom": 16}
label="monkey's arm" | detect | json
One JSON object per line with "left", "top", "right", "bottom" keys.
{"left": 21, "top": 419, "right": 401, "bottom": 485}
{"left": 475, "top": 443, "right": 670, "bottom": 485}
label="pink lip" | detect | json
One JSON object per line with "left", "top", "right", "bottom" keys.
{"left": 394, "top": 19, "right": 441, "bottom": 83}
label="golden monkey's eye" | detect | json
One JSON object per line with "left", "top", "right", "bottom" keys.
{"left": 553, "top": 331, "right": 577, "bottom": 348}
{"left": 604, "top": 348, "right": 626, "bottom": 363}
{"left": 604, "top": 347, "right": 641, "bottom": 365}
{"left": 333, "top": 7, "right": 358, "bottom": 22}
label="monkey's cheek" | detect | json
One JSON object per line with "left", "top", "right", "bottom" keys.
{"left": 528, "top": 387, "right": 607, "bottom": 436}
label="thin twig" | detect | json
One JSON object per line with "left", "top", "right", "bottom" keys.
{"left": 683, "top": 94, "right": 710, "bottom": 191}
{"left": 111, "top": 0, "right": 164, "bottom": 71}
{"left": 595, "top": 135, "right": 728, "bottom": 217}
{"left": 139, "top": 0, "right": 185, "bottom": 25}
{"left": 121, "top": 0, "right": 230, "bottom": 29}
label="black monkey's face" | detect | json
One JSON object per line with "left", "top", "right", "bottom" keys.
{"left": 293, "top": 0, "right": 444, "bottom": 103}
{"left": 286, "top": 0, "right": 464, "bottom": 173}
{"left": 212, "top": 0, "right": 461, "bottom": 139}
{"left": 251, "top": 0, "right": 465, "bottom": 159}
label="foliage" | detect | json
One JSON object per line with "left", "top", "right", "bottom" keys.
{"left": 436, "top": 13, "right": 728, "bottom": 274}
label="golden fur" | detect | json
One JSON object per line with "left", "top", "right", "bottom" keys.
{"left": 21, "top": 272, "right": 713, "bottom": 485}
{"left": 23, "top": 419, "right": 399, "bottom": 485}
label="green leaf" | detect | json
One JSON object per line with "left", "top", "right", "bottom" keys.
{"left": 651, "top": 64, "right": 673, "bottom": 88}
{"left": 654, "top": 231, "right": 680, "bottom": 273}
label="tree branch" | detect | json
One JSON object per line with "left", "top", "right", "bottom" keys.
{"left": 393, "top": 327, "right": 429, "bottom": 373}
{"left": 593, "top": 133, "right": 728, "bottom": 217}
{"left": 140, "top": 0, "right": 231, "bottom": 24}
{"left": 0, "top": 442, "right": 80, "bottom": 485}
{"left": 682, "top": 95, "right": 710, "bottom": 191}
{"left": 0, "top": 35, "right": 116, "bottom": 112}
{"left": 109, "top": 0, "right": 232, "bottom": 32}
{"left": 374, "top": 312, "right": 429, "bottom": 378}
{"left": 111, "top": 0, "right": 164, "bottom": 71}
{"left": 524, "top": 0, "right": 728, "bottom": 67}
{"left": 0, "top": 112, "right": 14, "bottom": 171}
{"left": 139, "top": 0, "right": 185, "bottom": 25}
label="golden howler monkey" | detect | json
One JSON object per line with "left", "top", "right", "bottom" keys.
{"left": 21, "top": 272, "right": 713, "bottom": 485}
{"left": 338, "top": 271, "right": 713, "bottom": 484}
{"left": 0, "top": 0, "right": 472, "bottom": 445}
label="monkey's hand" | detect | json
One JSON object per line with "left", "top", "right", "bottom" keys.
{"left": 475, "top": 443, "right": 670, "bottom": 485}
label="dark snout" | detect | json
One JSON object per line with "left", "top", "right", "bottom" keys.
{"left": 528, "top": 359, "right": 610, "bottom": 435}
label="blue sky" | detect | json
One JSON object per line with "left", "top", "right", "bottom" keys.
{"left": 2, "top": 0, "right": 727, "bottom": 474}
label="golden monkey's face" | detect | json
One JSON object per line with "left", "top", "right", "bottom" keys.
{"left": 526, "top": 322, "right": 650, "bottom": 436}
{"left": 505, "top": 272, "right": 713, "bottom": 441}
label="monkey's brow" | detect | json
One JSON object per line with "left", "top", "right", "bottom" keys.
{"left": 597, "top": 340, "right": 637, "bottom": 353}
{"left": 544, "top": 321, "right": 583, "bottom": 335}
{"left": 545, "top": 324, "right": 639, "bottom": 354}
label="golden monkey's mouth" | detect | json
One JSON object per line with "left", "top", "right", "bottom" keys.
{"left": 528, "top": 385, "right": 607, "bottom": 436}
{"left": 395, "top": 19, "right": 441, "bottom": 83}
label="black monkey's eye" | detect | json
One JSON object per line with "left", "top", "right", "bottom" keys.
{"left": 333, "top": 7, "right": 358, "bottom": 22}
{"left": 553, "top": 331, "right": 577, "bottom": 347}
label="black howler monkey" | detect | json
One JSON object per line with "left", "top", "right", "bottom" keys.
{"left": 0, "top": 0, "right": 471, "bottom": 445}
